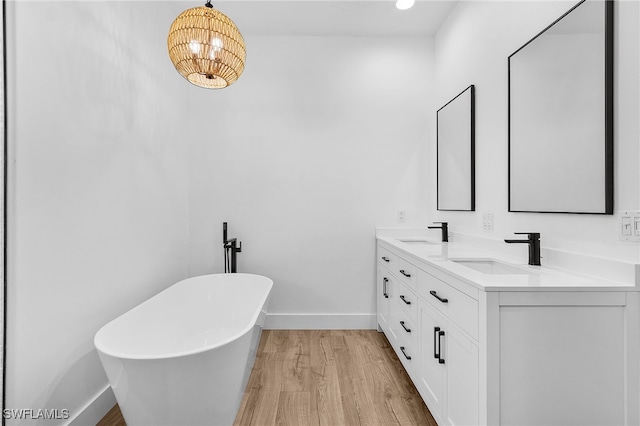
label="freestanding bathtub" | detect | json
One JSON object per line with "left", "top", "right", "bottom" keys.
{"left": 94, "top": 273, "right": 273, "bottom": 426}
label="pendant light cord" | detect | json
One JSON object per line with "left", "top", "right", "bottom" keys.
{"left": 205, "top": 1, "right": 213, "bottom": 8}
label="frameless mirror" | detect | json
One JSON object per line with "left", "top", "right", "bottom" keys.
{"left": 437, "top": 85, "right": 475, "bottom": 211}
{"left": 508, "top": 0, "right": 613, "bottom": 214}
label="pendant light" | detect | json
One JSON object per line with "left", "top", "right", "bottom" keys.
{"left": 167, "top": 1, "right": 246, "bottom": 89}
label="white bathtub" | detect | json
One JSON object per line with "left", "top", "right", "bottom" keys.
{"left": 94, "top": 273, "right": 273, "bottom": 426}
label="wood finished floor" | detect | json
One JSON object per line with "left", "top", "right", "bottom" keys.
{"left": 97, "top": 330, "right": 436, "bottom": 426}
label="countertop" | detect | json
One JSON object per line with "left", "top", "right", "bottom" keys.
{"left": 377, "top": 234, "right": 639, "bottom": 292}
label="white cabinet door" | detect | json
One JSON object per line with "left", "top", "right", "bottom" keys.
{"left": 419, "top": 301, "right": 446, "bottom": 421}
{"left": 444, "top": 324, "right": 479, "bottom": 426}
{"left": 420, "top": 300, "right": 479, "bottom": 426}
{"left": 376, "top": 268, "right": 390, "bottom": 331}
{"left": 378, "top": 270, "right": 398, "bottom": 343}
{"left": 499, "top": 303, "right": 625, "bottom": 426}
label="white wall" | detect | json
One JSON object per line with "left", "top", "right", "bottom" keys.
{"left": 6, "top": 2, "right": 189, "bottom": 423}
{"left": 431, "top": 0, "right": 640, "bottom": 263}
{"left": 186, "top": 35, "right": 434, "bottom": 326}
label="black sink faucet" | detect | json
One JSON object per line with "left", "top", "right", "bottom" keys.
{"left": 504, "top": 232, "right": 541, "bottom": 266}
{"left": 428, "top": 222, "right": 448, "bottom": 242}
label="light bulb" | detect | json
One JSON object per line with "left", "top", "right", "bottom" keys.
{"left": 189, "top": 40, "right": 200, "bottom": 54}
{"left": 396, "top": 0, "right": 415, "bottom": 10}
{"left": 210, "top": 37, "right": 223, "bottom": 59}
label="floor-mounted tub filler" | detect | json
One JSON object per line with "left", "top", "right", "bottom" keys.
{"left": 94, "top": 273, "right": 273, "bottom": 425}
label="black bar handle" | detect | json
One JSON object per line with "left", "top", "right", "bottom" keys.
{"left": 400, "top": 321, "right": 411, "bottom": 333}
{"left": 400, "top": 346, "right": 412, "bottom": 360}
{"left": 400, "top": 295, "right": 411, "bottom": 305}
{"left": 434, "top": 327, "right": 440, "bottom": 359}
{"left": 438, "top": 330, "right": 445, "bottom": 364}
{"left": 381, "top": 256, "right": 390, "bottom": 262}
{"left": 223, "top": 222, "right": 227, "bottom": 243}
{"left": 429, "top": 290, "right": 449, "bottom": 304}
{"left": 399, "top": 269, "right": 411, "bottom": 278}
{"left": 383, "top": 278, "right": 389, "bottom": 298}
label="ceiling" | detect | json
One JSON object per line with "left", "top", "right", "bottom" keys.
{"left": 163, "top": 0, "right": 458, "bottom": 37}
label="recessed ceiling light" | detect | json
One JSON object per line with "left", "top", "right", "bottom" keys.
{"left": 396, "top": 0, "right": 415, "bottom": 11}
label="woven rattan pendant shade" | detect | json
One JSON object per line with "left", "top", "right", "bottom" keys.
{"left": 168, "top": 4, "right": 246, "bottom": 89}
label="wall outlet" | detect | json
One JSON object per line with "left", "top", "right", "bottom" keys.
{"left": 397, "top": 210, "right": 406, "bottom": 223}
{"left": 619, "top": 211, "right": 640, "bottom": 242}
{"left": 482, "top": 213, "right": 494, "bottom": 231}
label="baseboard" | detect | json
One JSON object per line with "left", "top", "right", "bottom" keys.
{"left": 265, "top": 313, "right": 376, "bottom": 330}
{"left": 68, "top": 384, "right": 115, "bottom": 426}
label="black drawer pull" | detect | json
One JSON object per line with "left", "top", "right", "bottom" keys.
{"left": 399, "top": 269, "right": 411, "bottom": 278}
{"left": 438, "top": 330, "right": 445, "bottom": 364}
{"left": 400, "top": 295, "right": 411, "bottom": 305}
{"left": 400, "top": 321, "right": 411, "bottom": 333}
{"left": 400, "top": 346, "right": 412, "bottom": 360}
{"left": 430, "top": 290, "right": 449, "bottom": 304}
{"left": 381, "top": 256, "right": 390, "bottom": 262}
{"left": 383, "top": 277, "right": 389, "bottom": 298}
{"left": 434, "top": 327, "right": 440, "bottom": 359}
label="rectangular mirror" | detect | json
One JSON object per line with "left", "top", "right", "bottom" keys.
{"left": 508, "top": 0, "right": 613, "bottom": 214}
{"left": 437, "top": 85, "right": 475, "bottom": 211}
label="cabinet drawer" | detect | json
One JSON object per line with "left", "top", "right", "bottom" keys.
{"left": 378, "top": 246, "right": 397, "bottom": 270}
{"left": 397, "top": 281, "right": 418, "bottom": 322}
{"left": 418, "top": 270, "right": 479, "bottom": 340}
{"left": 394, "top": 333, "right": 416, "bottom": 375}
{"left": 396, "top": 257, "right": 418, "bottom": 292}
{"left": 393, "top": 312, "right": 417, "bottom": 349}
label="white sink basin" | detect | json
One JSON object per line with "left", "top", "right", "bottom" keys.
{"left": 451, "top": 259, "right": 532, "bottom": 275}
{"left": 398, "top": 239, "right": 439, "bottom": 246}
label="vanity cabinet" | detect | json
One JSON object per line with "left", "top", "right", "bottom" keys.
{"left": 377, "top": 242, "right": 480, "bottom": 425}
{"left": 376, "top": 238, "right": 640, "bottom": 426}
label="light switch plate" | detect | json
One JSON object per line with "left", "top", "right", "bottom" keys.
{"left": 397, "top": 210, "right": 406, "bottom": 223}
{"left": 619, "top": 211, "right": 640, "bottom": 241}
{"left": 482, "top": 213, "right": 494, "bottom": 231}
